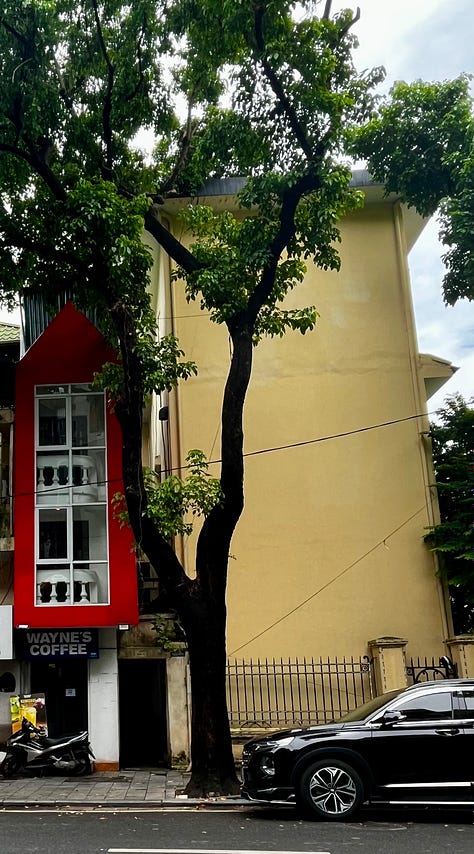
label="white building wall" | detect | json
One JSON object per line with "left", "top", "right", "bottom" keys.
{"left": 166, "top": 654, "right": 190, "bottom": 761}
{"left": 88, "top": 628, "right": 119, "bottom": 769}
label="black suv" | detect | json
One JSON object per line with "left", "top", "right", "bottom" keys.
{"left": 241, "top": 678, "right": 474, "bottom": 820}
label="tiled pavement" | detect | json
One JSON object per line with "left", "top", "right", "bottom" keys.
{"left": 0, "top": 768, "right": 249, "bottom": 808}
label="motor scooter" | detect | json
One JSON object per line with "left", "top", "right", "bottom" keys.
{"left": 0, "top": 717, "right": 95, "bottom": 777}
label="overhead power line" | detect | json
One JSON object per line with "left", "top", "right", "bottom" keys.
{"left": 9, "top": 408, "right": 433, "bottom": 500}
{"left": 239, "top": 410, "right": 432, "bottom": 462}
{"left": 228, "top": 505, "right": 426, "bottom": 655}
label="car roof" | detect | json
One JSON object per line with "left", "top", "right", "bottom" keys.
{"left": 403, "top": 678, "right": 474, "bottom": 693}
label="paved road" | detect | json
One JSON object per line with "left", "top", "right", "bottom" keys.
{"left": 1, "top": 805, "right": 474, "bottom": 854}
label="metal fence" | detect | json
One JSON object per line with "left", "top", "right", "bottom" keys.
{"left": 406, "top": 655, "right": 457, "bottom": 684}
{"left": 226, "top": 656, "right": 374, "bottom": 730}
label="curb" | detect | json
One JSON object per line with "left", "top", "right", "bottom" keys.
{"left": 0, "top": 797, "right": 253, "bottom": 809}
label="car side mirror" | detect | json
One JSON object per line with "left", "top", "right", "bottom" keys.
{"left": 378, "top": 710, "right": 406, "bottom": 727}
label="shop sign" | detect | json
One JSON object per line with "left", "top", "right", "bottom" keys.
{"left": 16, "top": 628, "right": 99, "bottom": 660}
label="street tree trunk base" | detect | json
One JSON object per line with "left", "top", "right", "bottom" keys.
{"left": 183, "top": 771, "right": 241, "bottom": 798}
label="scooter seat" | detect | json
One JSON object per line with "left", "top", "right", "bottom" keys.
{"left": 39, "top": 735, "right": 76, "bottom": 747}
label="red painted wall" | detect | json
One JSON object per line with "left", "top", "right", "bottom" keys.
{"left": 14, "top": 302, "right": 139, "bottom": 628}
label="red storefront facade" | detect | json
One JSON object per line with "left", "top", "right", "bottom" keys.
{"left": 13, "top": 302, "right": 138, "bottom": 629}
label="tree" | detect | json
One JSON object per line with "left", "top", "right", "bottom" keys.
{"left": 351, "top": 76, "right": 474, "bottom": 305}
{"left": 0, "top": 1, "right": 465, "bottom": 795}
{"left": 426, "top": 395, "right": 474, "bottom": 634}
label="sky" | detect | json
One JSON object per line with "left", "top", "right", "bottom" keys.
{"left": 1, "top": 0, "right": 473, "bottom": 413}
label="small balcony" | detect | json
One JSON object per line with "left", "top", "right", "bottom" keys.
{"left": 36, "top": 453, "right": 100, "bottom": 505}
{"left": 36, "top": 568, "right": 99, "bottom": 605}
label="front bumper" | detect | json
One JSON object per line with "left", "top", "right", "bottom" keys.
{"left": 241, "top": 784, "right": 295, "bottom": 803}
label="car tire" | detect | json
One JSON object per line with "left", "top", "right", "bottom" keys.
{"left": 297, "top": 758, "right": 364, "bottom": 821}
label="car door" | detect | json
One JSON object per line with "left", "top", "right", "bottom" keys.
{"left": 455, "top": 688, "right": 474, "bottom": 788}
{"left": 367, "top": 687, "right": 469, "bottom": 796}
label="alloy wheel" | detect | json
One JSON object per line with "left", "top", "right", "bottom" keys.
{"left": 308, "top": 764, "right": 357, "bottom": 815}
{"left": 298, "top": 759, "right": 364, "bottom": 820}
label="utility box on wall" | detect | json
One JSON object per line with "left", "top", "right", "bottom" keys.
{"left": 0, "top": 605, "right": 13, "bottom": 659}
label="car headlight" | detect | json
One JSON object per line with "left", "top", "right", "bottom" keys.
{"left": 257, "top": 736, "right": 294, "bottom": 777}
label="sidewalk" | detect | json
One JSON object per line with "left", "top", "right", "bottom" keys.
{"left": 0, "top": 768, "right": 250, "bottom": 808}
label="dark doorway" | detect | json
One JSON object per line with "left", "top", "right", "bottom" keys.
{"left": 30, "top": 660, "right": 88, "bottom": 737}
{"left": 118, "top": 659, "right": 168, "bottom": 768}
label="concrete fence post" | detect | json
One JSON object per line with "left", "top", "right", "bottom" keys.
{"left": 368, "top": 636, "right": 409, "bottom": 695}
{"left": 446, "top": 636, "right": 474, "bottom": 678}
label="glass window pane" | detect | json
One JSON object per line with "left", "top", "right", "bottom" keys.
{"left": 395, "top": 692, "right": 453, "bottom": 721}
{"left": 73, "top": 506, "right": 107, "bottom": 561}
{"left": 36, "top": 385, "right": 68, "bottom": 396}
{"left": 38, "top": 509, "right": 68, "bottom": 559}
{"left": 459, "top": 691, "right": 474, "bottom": 719}
{"left": 35, "top": 386, "right": 108, "bottom": 607}
{"left": 37, "top": 565, "right": 71, "bottom": 604}
{"left": 71, "top": 384, "right": 93, "bottom": 394}
{"left": 72, "top": 395, "right": 105, "bottom": 447}
{"left": 36, "top": 451, "right": 70, "bottom": 505}
{"left": 71, "top": 449, "right": 106, "bottom": 503}
{"left": 38, "top": 399, "right": 67, "bottom": 446}
{"left": 73, "top": 563, "right": 108, "bottom": 604}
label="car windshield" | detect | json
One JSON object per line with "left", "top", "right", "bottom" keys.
{"left": 336, "top": 689, "right": 402, "bottom": 722}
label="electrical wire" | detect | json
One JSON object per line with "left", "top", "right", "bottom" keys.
{"left": 8, "top": 408, "right": 433, "bottom": 501}
{"left": 228, "top": 505, "right": 426, "bottom": 655}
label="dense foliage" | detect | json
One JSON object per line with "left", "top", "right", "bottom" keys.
{"left": 352, "top": 77, "right": 474, "bottom": 305}
{"left": 426, "top": 395, "right": 474, "bottom": 634}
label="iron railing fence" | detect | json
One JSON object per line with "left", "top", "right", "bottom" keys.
{"left": 226, "top": 656, "right": 374, "bottom": 730}
{"left": 406, "top": 655, "right": 457, "bottom": 684}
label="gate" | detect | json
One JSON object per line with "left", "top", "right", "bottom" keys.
{"left": 226, "top": 656, "right": 374, "bottom": 730}
{"left": 406, "top": 655, "right": 457, "bottom": 684}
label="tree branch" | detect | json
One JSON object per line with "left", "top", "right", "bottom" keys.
{"left": 322, "top": 1, "right": 333, "bottom": 20}
{"left": 53, "top": 54, "right": 78, "bottom": 115}
{"left": 0, "top": 17, "right": 29, "bottom": 49}
{"left": 91, "top": 0, "right": 114, "bottom": 174}
{"left": 247, "top": 170, "right": 322, "bottom": 322}
{"left": 0, "top": 140, "right": 67, "bottom": 202}
{"left": 125, "top": 30, "right": 146, "bottom": 102}
{"left": 253, "top": 6, "right": 314, "bottom": 162}
{"left": 196, "top": 326, "right": 252, "bottom": 591}
{"left": 0, "top": 216, "right": 86, "bottom": 273}
{"left": 144, "top": 205, "right": 204, "bottom": 274}
{"left": 159, "top": 97, "right": 196, "bottom": 195}
{"left": 339, "top": 7, "right": 361, "bottom": 38}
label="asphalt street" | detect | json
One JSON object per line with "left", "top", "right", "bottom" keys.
{"left": 1, "top": 805, "right": 474, "bottom": 854}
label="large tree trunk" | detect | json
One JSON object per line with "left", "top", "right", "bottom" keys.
{"left": 113, "top": 302, "right": 252, "bottom": 795}
{"left": 179, "top": 323, "right": 254, "bottom": 795}
{"left": 180, "top": 593, "right": 240, "bottom": 795}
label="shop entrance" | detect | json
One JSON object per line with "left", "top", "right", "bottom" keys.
{"left": 30, "top": 660, "right": 88, "bottom": 737}
{"left": 118, "top": 659, "right": 168, "bottom": 768}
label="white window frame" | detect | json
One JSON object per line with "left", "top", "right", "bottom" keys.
{"left": 34, "top": 384, "right": 110, "bottom": 606}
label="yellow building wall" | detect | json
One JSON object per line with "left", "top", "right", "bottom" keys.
{"left": 157, "top": 192, "right": 451, "bottom": 661}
